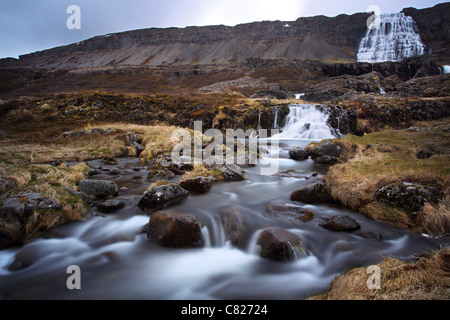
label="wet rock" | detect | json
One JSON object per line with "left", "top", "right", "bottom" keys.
{"left": 309, "top": 142, "right": 341, "bottom": 160}
{"left": 257, "top": 228, "right": 306, "bottom": 262}
{"left": 291, "top": 182, "right": 332, "bottom": 203}
{"left": 107, "top": 168, "right": 120, "bottom": 176}
{"left": 78, "top": 180, "right": 119, "bottom": 198}
{"left": 88, "top": 168, "right": 101, "bottom": 176}
{"left": 375, "top": 182, "right": 442, "bottom": 215}
{"left": 319, "top": 215, "right": 361, "bottom": 232}
{"left": 138, "top": 184, "right": 189, "bottom": 214}
{"left": 416, "top": 148, "right": 434, "bottom": 159}
{"left": 102, "top": 157, "right": 119, "bottom": 166}
{"left": 97, "top": 199, "right": 125, "bottom": 213}
{"left": 274, "top": 170, "right": 305, "bottom": 179}
{"left": 0, "top": 193, "right": 62, "bottom": 223}
{"left": 355, "top": 231, "right": 383, "bottom": 241}
{"left": 265, "top": 202, "right": 315, "bottom": 223}
{"left": 220, "top": 207, "right": 247, "bottom": 247}
{"left": 220, "top": 164, "right": 246, "bottom": 181}
{"left": 180, "top": 177, "right": 216, "bottom": 193}
{"left": 147, "top": 211, "right": 205, "bottom": 248}
{"left": 289, "top": 147, "right": 309, "bottom": 161}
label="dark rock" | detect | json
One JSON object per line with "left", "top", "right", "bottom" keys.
{"left": 62, "top": 131, "right": 79, "bottom": 138}
{"left": 88, "top": 168, "right": 101, "bottom": 176}
{"left": 78, "top": 180, "right": 119, "bottom": 198}
{"left": 257, "top": 228, "right": 306, "bottom": 262}
{"left": 265, "top": 201, "right": 315, "bottom": 223}
{"left": 64, "top": 187, "right": 94, "bottom": 206}
{"left": 0, "top": 193, "right": 62, "bottom": 223}
{"left": 50, "top": 160, "right": 63, "bottom": 167}
{"left": 180, "top": 177, "right": 216, "bottom": 193}
{"left": 289, "top": 147, "right": 309, "bottom": 161}
{"left": 91, "top": 128, "right": 106, "bottom": 135}
{"left": 0, "top": 177, "right": 18, "bottom": 194}
{"left": 291, "top": 182, "right": 332, "bottom": 203}
{"left": 220, "top": 164, "right": 246, "bottom": 181}
{"left": 102, "top": 157, "right": 119, "bottom": 166}
{"left": 132, "top": 142, "right": 145, "bottom": 156}
{"left": 314, "top": 155, "right": 339, "bottom": 165}
{"left": 319, "top": 215, "right": 361, "bottom": 232}
{"left": 220, "top": 207, "right": 247, "bottom": 247}
{"left": 97, "top": 199, "right": 125, "bottom": 213}
{"left": 417, "top": 148, "right": 434, "bottom": 159}
{"left": 375, "top": 182, "right": 442, "bottom": 215}
{"left": 355, "top": 231, "right": 383, "bottom": 241}
{"left": 309, "top": 142, "right": 341, "bottom": 160}
{"left": 107, "top": 168, "right": 120, "bottom": 176}
{"left": 138, "top": 184, "right": 189, "bottom": 214}
{"left": 147, "top": 211, "right": 205, "bottom": 248}
{"left": 147, "top": 170, "right": 176, "bottom": 182}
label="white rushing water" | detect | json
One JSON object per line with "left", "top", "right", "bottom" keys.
{"left": 357, "top": 12, "right": 425, "bottom": 63}
{"left": 443, "top": 66, "right": 450, "bottom": 74}
{"left": 271, "top": 105, "right": 338, "bottom": 140}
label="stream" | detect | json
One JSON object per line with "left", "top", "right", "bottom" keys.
{"left": 0, "top": 104, "right": 443, "bottom": 300}
{"left": 0, "top": 139, "right": 441, "bottom": 300}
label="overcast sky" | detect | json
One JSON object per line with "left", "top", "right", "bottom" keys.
{"left": 0, "top": 0, "right": 446, "bottom": 59}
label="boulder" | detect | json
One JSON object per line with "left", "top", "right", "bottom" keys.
{"left": 265, "top": 202, "right": 315, "bottom": 223}
{"left": 289, "top": 147, "right": 309, "bottom": 161}
{"left": 319, "top": 215, "right": 361, "bottom": 232}
{"left": 375, "top": 182, "right": 442, "bottom": 215}
{"left": 147, "top": 211, "right": 205, "bottom": 248}
{"left": 180, "top": 177, "right": 216, "bottom": 194}
{"left": 220, "top": 207, "right": 247, "bottom": 247}
{"left": 0, "top": 193, "right": 62, "bottom": 223}
{"left": 309, "top": 142, "right": 341, "bottom": 160}
{"left": 291, "top": 182, "right": 332, "bottom": 203}
{"left": 138, "top": 184, "right": 189, "bottom": 214}
{"left": 97, "top": 199, "right": 125, "bottom": 213}
{"left": 416, "top": 148, "right": 434, "bottom": 159}
{"left": 220, "top": 164, "right": 246, "bottom": 181}
{"left": 78, "top": 180, "right": 119, "bottom": 198}
{"left": 314, "top": 155, "right": 339, "bottom": 165}
{"left": 257, "top": 228, "right": 306, "bottom": 262}
{"left": 62, "top": 131, "right": 79, "bottom": 138}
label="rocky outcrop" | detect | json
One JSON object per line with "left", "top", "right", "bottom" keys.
{"left": 147, "top": 211, "right": 205, "bottom": 248}
{"left": 375, "top": 182, "right": 442, "bottom": 216}
{"left": 257, "top": 228, "right": 306, "bottom": 262}
{"left": 291, "top": 182, "right": 332, "bottom": 204}
{"left": 319, "top": 215, "right": 361, "bottom": 232}
{"left": 308, "top": 142, "right": 342, "bottom": 165}
{"left": 220, "top": 207, "right": 248, "bottom": 247}
{"left": 138, "top": 184, "right": 189, "bottom": 214}
{"left": 0, "top": 193, "right": 62, "bottom": 223}
{"left": 78, "top": 180, "right": 119, "bottom": 198}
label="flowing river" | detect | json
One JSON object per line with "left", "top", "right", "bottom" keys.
{"left": 0, "top": 105, "right": 442, "bottom": 300}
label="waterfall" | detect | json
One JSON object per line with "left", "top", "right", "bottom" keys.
{"left": 257, "top": 112, "right": 262, "bottom": 130}
{"left": 357, "top": 12, "right": 425, "bottom": 63}
{"left": 444, "top": 66, "right": 450, "bottom": 74}
{"left": 271, "top": 104, "right": 339, "bottom": 140}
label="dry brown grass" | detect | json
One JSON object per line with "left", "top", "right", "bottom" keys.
{"left": 309, "top": 248, "right": 450, "bottom": 300}
{"left": 181, "top": 164, "right": 224, "bottom": 181}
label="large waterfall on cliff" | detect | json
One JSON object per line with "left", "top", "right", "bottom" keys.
{"left": 271, "top": 105, "right": 339, "bottom": 140}
{"left": 357, "top": 12, "right": 425, "bottom": 63}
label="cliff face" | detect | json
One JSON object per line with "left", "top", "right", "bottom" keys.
{"left": 17, "top": 13, "right": 370, "bottom": 68}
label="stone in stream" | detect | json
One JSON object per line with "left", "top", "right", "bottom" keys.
{"left": 319, "top": 215, "right": 361, "bottom": 232}
{"left": 265, "top": 201, "right": 315, "bottom": 223}
{"left": 220, "top": 164, "right": 247, "bottom": 182}
{"left": 309, "top": 142, "right": 341, "bottom": 160}
{"left": 257, "top": 228, "right": 307, "bottom": 262}
{"left": 78, "top": 180, "right": 119, "bottom": 198}
{"left": 147, "top": 211, "right": 205, "bottom": 248}
{"left": 291, "top": 182, "right": 332, "bottom": 203}
{"left": 180, "top": 176, "right": 216, "bottom": 194}
{"left": 220, "top": 207, "right": 248, "bottom": 247}
{"left": 97, "top": 199, "right": 125, "bottom": 213}
{"left": 289, "top": 147, "right": 309, "bottom": 161}
{"left": 138, "top": 184, "right": 189, "bottom": 214}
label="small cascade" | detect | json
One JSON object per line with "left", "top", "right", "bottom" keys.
{"left": 257, "top": 112, "right": 262, "bottom": 130}
{"left": 272, "top": 106, "right": 281, "bottom": 129}
{"left": 443, "top": 66, "right": 450, "bottom": 74}
{"left": 271, "top": 105, "right": 339, "bottom": 140}
{"left": 357, "top": 12, "right": 425, "bottom": 63}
